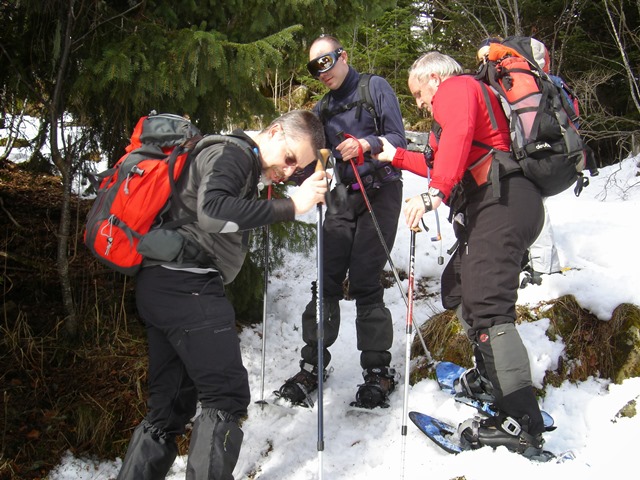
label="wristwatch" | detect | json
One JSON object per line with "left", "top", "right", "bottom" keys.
{"left": 428, "top": 187, "right": 445, "bottom": 199}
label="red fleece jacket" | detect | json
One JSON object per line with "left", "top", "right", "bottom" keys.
{"left": 391, "top": 75, "right": 511, "bottom": 202}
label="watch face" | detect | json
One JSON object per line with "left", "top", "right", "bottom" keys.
{"left": 429, "top": 187, "right": 443, "bottom": 199}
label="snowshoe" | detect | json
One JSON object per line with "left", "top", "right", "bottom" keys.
{"left": 350, "top": 367, "right": 397, "bottom": 409}
{"left": 436, "top": 361, "right": 556, "bottom": 432}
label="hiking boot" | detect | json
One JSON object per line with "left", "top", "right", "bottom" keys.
{"left": 453, "top": 368, "right": 496, "bottom": 403}
{"left": 458, "top": 414, "right": 551, "bottom": 460}
{"left": 351, "top": 367, "right": 397, "bottom": 409}
{"left": 275, "top": 362, "right": 327, "bottom": 407}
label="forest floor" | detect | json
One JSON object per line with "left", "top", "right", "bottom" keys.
{"left": 0, "top": 162, "right": 163, "bottom": 480}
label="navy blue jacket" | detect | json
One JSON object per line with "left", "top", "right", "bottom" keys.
{"left": 312, "top": 67, "right": 406, "bottom": 184}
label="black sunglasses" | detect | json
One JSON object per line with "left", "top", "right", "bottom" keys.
{"left": 307, "top": 48, "right": 344, "bottom": 77}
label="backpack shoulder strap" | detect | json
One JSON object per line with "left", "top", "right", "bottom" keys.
{"left": 357, "top": 73, "right": 380, "bottom": 135}
{"left": 318, "top": 93, "right": 332, "bottom": 125}
{"left": 317, "top": 73, "right": 380, "bottom": 135}
{"left": 192, "top": 134, "right": 256, "bottom": 158}
{"left": 193, "top": 134, "right": 261, "bottom": 196}
{"left": 157, "top": 130, "right": 204, "bottom": 229}
{"left": 477, "top": 81, "right": 500, "bottom": 131}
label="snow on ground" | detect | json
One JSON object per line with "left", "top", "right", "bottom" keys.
{"left": 46, "top": 155, "right": 640, "bottom": 479}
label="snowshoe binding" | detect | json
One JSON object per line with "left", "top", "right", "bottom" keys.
{"left": 453, "top": 367, "right": 496, "bottom": 404}
{"left": 458, "top": 414, "right": 555, "bottom": 462}
{"left": 350, "top": 367, "right": 397, "bottom": 409}
{"left": 274, "top": 362, "right": 328, "bottom": 408}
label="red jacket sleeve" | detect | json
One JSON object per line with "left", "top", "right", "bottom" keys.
{"left": 391, "top": 148, "right": 430, "bottom": 177}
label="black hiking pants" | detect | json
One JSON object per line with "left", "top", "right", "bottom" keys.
{"left": 136, "top": 267, "right": 250, "bottom": 426}
{"left": 136, "top": 267, "right": 250, "bottom": 427}
{"left": 118, "top": 267, "right": 249, "bottom": 479}
{"left": 441, "top": 174, "right": 546, "bottom": 435}
{"left": 300, "top": 179, "right": 402, "bottom": 369}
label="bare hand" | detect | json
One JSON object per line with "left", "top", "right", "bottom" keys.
{"left": 291, "top": 170, "right": 329, "bottom": 214}
{"left": 403, "top": 196, "right": 426, "bottom": 229}
{"left": 374, "top": 137, "right": 396, "bottom": 162}
{"left": 403, "top": 194, "right": 442, "bottom": 228}
{"left": 337, "top": 137, "right": 369, "bottom": 161}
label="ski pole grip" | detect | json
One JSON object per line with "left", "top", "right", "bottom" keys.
{"left": 411, "top": 226, "right": 422, "bottom": 233}
{"left": 316, "top": 149, "right": 331, "bottom": 172}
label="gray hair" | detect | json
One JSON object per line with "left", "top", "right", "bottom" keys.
{"left": 408, "top": 52, "right": 463, "bottom": 82}
{"left": 267, "top": 110, "right": 325, "bottom": 152}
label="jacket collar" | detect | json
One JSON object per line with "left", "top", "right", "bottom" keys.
{"left": 332, "top": 66, "right": 359, "bottom": 100}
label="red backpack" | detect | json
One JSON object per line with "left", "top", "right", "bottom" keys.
{"left": 83, "top": 112, "right": 202, "bottom": 275}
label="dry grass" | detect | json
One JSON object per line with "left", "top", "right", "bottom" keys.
{"left": 543, "top": 296, "right": 640, "bottom": 385}
{"left": 413, "top": 311, "right": 471, "bottom": 366}
{"left": 1, "top": 297, "right": 194, "bottom": 479}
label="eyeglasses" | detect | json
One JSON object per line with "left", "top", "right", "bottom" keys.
{"left": 307, "top": 48, "right": 344, "bottom": 77}
{"left": 281, "top": 131, "right": 302, "bottom": 172}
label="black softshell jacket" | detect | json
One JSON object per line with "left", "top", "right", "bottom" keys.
{"left": 148, "top": 131, "right": 295, "bottom": 283}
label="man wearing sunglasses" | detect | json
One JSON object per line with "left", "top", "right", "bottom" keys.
{"left": 117, "top": 110, "right": 329, "bottom": 480}
{"left": 277, "top": 35, "right": 406, "bottom": 410}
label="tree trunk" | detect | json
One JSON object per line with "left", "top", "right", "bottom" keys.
{"left": 58, "top": 167, "right": 78, "bottom": 338}
{"left": 27, "top": 116, "right": 50, "bottom": 163}
{"left": 49, "top": 0, "right": 79, "bottom": 338}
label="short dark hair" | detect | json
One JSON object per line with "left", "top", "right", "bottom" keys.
{"left": 478, "top": 37, "right": 503, "bottom": 48}
{"left": 310, "top": 34, "right": 342, "bottom": 51}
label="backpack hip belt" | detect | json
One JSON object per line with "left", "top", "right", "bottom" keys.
{"left": 346, "top": 164, "right": 401, "bottom": 192}
{"left": 446, "top": 149, "right": 522, "bottom": 223}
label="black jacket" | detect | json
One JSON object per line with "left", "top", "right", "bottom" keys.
{"left": 142, "top": 131, "right": 295, "bottom": 284}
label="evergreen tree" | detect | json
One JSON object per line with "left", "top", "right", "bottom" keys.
{"left": 0, "top": 0, "right": 399, "bottom": 335}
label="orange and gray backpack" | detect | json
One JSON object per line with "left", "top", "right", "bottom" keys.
{"left": 475, "top": 36, "right": 590, "bottom": 197}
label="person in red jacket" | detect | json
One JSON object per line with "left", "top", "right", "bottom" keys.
{"left": 377, "top": 52, "right": 550, "bottom": 459}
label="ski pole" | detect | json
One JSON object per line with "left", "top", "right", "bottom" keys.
{"left": 256, "top": 184, "right": 272, "bottom": 409}
{"left": 337, "top": 131, "right": 429, "bottom": 358}
{"left": 401, "top": 226, "right": 420, "bottom": 478}
{"left": 426, "top": 166, "right": 444, "bottom": 265}
{"left": 315, "top": 149, "right": 331, "bottom": 480}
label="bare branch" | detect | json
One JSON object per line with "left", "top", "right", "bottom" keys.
{"left": 603, "top": 0, "right": 640, "bottom": 114}
{"left": 0, "top": 197, "right": 23, "bottom": 229}
{"left": 71, "top": 1, "right": 144, "bottom": 51}
{"left": 0, "top": 99, "right": 28, "bottom": 163}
